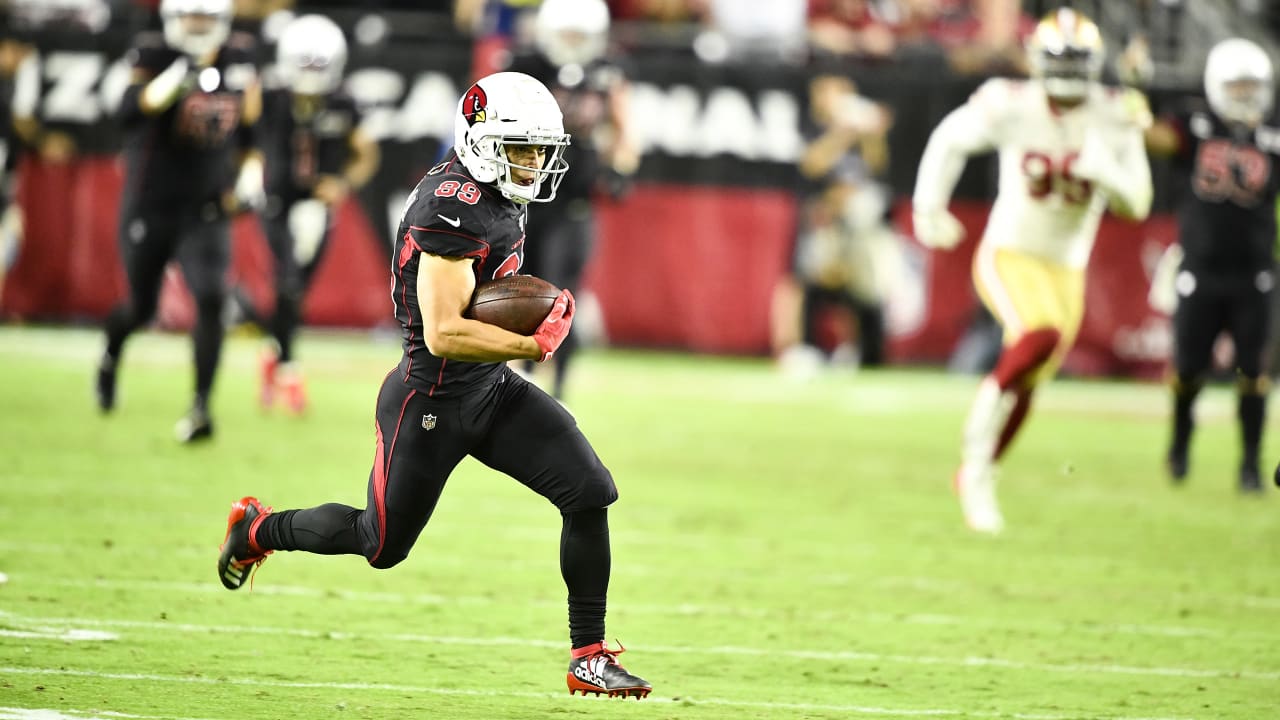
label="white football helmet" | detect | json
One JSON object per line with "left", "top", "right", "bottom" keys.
{"left": 535, "top": 0, "right": 610, "bottom": 68}
{"left": 160, "top": 0, "right": 232, "bottom": 59}
{"left": 454, "top": 72, "right": 571, "bottom": 204}
{"left": 1026, "top": 8, "right": 1104, "bottom": 102}
{"left": 1204, "top": 38, "right": 1274, "bottom": 127}
{"left": 276, "top": 14, "right": 348, "bottom": 96}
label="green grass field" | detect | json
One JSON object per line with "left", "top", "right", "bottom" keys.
{"left": 0, "top": 326, "right": 1277, "bottom": 720}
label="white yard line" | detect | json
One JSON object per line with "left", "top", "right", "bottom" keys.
{"left": 24, "top": 576, "right": 1267, "bottom": 640}
{"left": 2, "top": 611, "right": 1274, "bottom": 683}
{"left": 0, "top": 628, "right": 117, "bottom": 642}
{"left": 0, "top": 668, "right": 1198, "bottom": 720}
{"left": 0, "top": 708, "right": 216, "bottom": 720}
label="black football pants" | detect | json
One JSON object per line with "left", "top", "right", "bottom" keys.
{"left": 1173, "top": 270, "right": 1272, "bottom": 379}
{"left": 260, "top": 366, "right": 619, "bottom": 569}
{"left": 260, "top": 205, "right": 332, "bottom": 363}
{"left": 105, "top": 205, "right": 230, "bottom": 405}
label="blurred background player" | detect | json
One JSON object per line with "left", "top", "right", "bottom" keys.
{"left": 1145, "top": 38, "right": 1280, "bottom": 493}
{"left": 252, "top": 13, "right": 379, "bottom": 414}
{"left": 95, "top": 0, "right": 265, "bottom": 442}
{"left": 217, "top": 71, "right": 650, "bottom": 699}
{"left": 772, "top": 73, "right": 897, "bottom": 376}
{"left": 0, "top": 26, "right": 33, "bottom": 300}
{"left": 912, "top": 8, "right": 1153, "bottom": 534}
{"left": 504, "top": 0, "right": 637, "bottom": 400}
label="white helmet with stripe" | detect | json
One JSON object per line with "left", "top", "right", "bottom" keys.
{"left": 1026, "top": 8, "right": 1105, "bottom": 102}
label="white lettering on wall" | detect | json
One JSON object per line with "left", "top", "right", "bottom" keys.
{"left": 628, "top": 81, "right": 802, "bottom": 162}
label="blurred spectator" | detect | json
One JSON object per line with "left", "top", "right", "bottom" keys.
{"left": 233, "top": 0, "right": 294, "bottom": 20}
{"left": 8, "top": 0, "right": 113, "bottom": 33}
{"left": 607, "top": 0, "right": 704, "bottom": 23}
{"left": 457, "top": 0, "right": 542, "bottom": 78}
{"left": 1115, "top": 30, "right": 1155, "bottom": 88}
{"left": 884, "top": 0, "right": 1031, "bottom": 74}
{"left": 700, "top": 0, "right": 807, "bottom": 63}
{"left": 947, "top": 0, "right": 1031, "bottom": 75}
{"left": 808, "top": 0, "right": 897, "bottom": 59}
{"left": 772, "top": 74, "right": 898, "bottom": 375}
{"left": 1132, "top": 0, "right": 1185, "bottom": 65}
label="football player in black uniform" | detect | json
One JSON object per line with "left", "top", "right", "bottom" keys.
{"left": 215, "top": 71, "right": 651, "bottom": 699}
{"left": 95, "top": 0, "right": 266, "bottom": 442}
{"left": 1147, "top": 38, "right": 1280, "bottom": 492}
{"left": 505, "top": 0, "right": 637, "bottom": 400}
{"left": 253, "top": 13, "right": 378, "bottom": 413}
{"left": 0, "top": 26, "right": 32, "bottom": 298}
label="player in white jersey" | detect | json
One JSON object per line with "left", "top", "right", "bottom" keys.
{"left": 912, "top": 8, "right": 1153, "bottom": 534}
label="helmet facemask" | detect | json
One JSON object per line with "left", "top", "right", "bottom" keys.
{"left": 461, "top": 134, "right": 570, "bottom": 204}
{"left": 1219, "top": 77, "right": 1272, "bottom": 126}
{"left": 1033, "top": 46, "right": 1103, "bottom": 101}
{"left": 1027, "top": 9, "right": 1104, "bottom": 103}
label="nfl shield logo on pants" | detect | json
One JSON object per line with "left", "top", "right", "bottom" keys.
{"left": 422, "top": 414, "right": 437, "bottom": 430}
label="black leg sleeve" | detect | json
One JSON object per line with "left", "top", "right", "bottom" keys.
{"left": 1171, "top": 374, "right": 1204, "bottom": 457}
{"left": 1239, "top": 385, "right": 1267, "bottom": 469}
{"left": 254, "top": 504, "right": 364, "bottom": 555}
{"left": 178, "top": 216, "right": 231, "bottom": 409}
{"left": 263, "top": 212, "right": 303, "bottom": 364}
{"left": 561, "top": 507, "right": 610, "bottom": 649}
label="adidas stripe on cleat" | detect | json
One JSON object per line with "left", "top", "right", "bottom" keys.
{"left": 566, "top": 642, "right": 651, "bottom": 699}
{"left": 217, "top": 496, "right": 272, "bottom": 590}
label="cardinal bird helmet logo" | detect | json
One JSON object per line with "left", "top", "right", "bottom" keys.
{"left": 462, "top": 84, "right": 488, "bottom": 125}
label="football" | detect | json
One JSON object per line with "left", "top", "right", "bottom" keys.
{"left": 465, "top": 275, "right": 561, "bottom": 335}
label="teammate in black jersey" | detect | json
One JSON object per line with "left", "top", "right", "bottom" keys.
{"left": 216, "top": 71, "right": 651, "bottom": 699}
{"left": 1147, "top": 38, "right": 1280, "bottom": 492}
{"left": 252, "top": 14, "right": 379, "bottom": 413}
{"left": 505, "top": 0, "right": 637, "bottom": 400}
{"left": 0, "top": 26, "right": 32, "bottom": 299}
{"left": 95, "top": 0, "right": 266, "bottom": 442}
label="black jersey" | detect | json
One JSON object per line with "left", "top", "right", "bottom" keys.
{"left": 1171, "top": 101, "right": 1280, "bottom": 276}
{"left": 118, "top": 31, "right": 258, "bottom": 210}
{"left": 259, "top": 87, "right": 360, "bottom": 202}
{"left": 391, "top": 152, "right": 529, "bottom": 396}
{"left": 0, "top": 73, "right": 18, "bottom": 198}
{"left": 506, "top": 52, "right": 624, "bottom": 204}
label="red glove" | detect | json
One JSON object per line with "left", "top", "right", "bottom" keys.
{"left": 533, "top": 289, "right": 575, "bottom": 362}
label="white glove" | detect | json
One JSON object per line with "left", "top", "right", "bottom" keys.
{"left": 141, "top": 56, "right": 193, "bottom": 113}
{"left": 289, "top": 199, "right": 329, "bottom": 264}
{"left": 1147, "top": 243, "right": 1184, "bottom": 316}
{"left": 0, "top": 202, "right": 23, "bottom": 272}
{"left": 912, "top": 208, "right": 965, "bottom": 250}
{"left": 233, "top": 155, "right": 266, "bottom": 211}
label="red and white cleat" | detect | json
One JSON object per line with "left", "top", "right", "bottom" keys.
{"left": 278, "top": 364, "right": 308, "bottom": 415}
{"left": 259, "top": 349, "right": 279, "bottom": 410}
{"left": 217, "top": 496, "right": 272, "bottom": 590}
{"left": 566, "top": 642, "right": 651, "bottom": 699}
